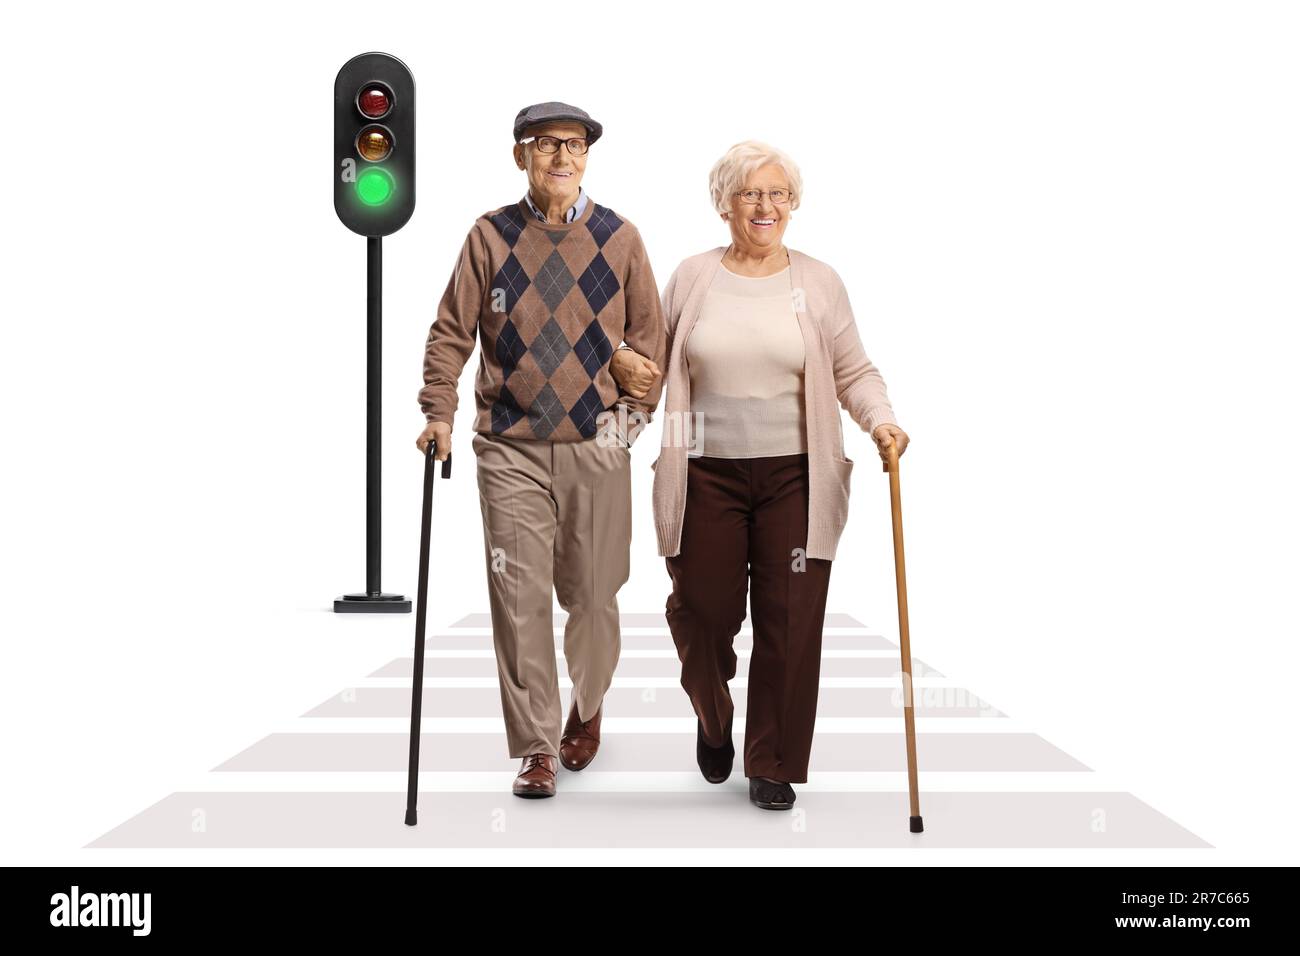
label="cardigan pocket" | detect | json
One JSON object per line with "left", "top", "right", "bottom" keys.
{"left": 825, "top": 455, "right": 855, "bottom": 538}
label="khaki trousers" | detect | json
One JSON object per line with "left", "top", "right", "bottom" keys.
{"left": 472, "top": 432, "right": 632, "bottom": 758}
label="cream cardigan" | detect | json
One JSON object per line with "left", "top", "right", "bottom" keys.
{"left": 650, "top": 246, "right": 899, "bottom": 561}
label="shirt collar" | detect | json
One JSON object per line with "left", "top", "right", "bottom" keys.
{"left": 524, "top": 186, "right": 587, "bottom": 223}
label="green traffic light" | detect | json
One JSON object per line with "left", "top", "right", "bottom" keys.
{"left": 357, "top": 168, "right": 395, "bottom": 206}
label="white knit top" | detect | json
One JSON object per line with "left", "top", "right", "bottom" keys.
{"left": 684, "top": 263, "right": 807, "bottom": 458}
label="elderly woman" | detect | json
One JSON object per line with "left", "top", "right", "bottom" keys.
{"left": 611, "top": 140, "right": 909, "bottom": 810}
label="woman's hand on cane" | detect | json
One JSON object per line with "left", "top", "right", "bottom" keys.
{"left": 872, "top": 423, "right": 910, "bottom": 466}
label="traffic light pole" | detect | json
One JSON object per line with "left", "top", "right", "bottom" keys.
{"left": 334, "top": 235, "right": 411, "bottom": 613}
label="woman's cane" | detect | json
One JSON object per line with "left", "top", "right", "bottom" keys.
{"left": 884, "top": 440, "right": 924, "bottom": 833}
{"left": 404, "top": 444, "right": 451, "bottom": 827}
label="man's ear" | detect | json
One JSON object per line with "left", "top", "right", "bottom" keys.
{"left": 513, "top": 144, "right": 526, "bottom": 170}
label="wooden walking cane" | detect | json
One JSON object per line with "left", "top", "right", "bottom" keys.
{"left": 884, "top": 440, "right": 924, "bottom": 833}
{"left": 404, "top": 444, "right": 452, "bottom": 827}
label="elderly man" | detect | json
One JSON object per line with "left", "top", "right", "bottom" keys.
{"left": 416, "top": 102, "right": 666, "bottom": 799}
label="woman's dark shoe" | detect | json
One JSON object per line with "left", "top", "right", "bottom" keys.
{"left": 696, "top": 715, "right": 734, "bottom": 784}
{"left": 748, "top": 776, "right": 796, "bottom": 810}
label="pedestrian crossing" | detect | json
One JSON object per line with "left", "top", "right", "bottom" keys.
{"left": 86, "top": 613, "right": 1210, "bottom": 849}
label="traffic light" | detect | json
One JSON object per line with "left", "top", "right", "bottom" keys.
{"left": 332, "top": 53, "right": 420, "bottom": 613}
{"left": 334, "top": 52, "right": 415, "bottom": 236}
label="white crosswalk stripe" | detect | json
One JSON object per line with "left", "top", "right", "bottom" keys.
{"left": 86, "top": 613, "right": 1210, "bottom": 849}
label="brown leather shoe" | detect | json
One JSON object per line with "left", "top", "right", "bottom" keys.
{"left": 559, "top": 701, "right": 602, "bottom": 771}
{"left": 512, "top": 753, "right": 558, "bottom": 798}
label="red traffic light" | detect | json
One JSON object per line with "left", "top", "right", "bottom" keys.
{"left": 357, "top": 84, "right": 392, "bottom": 119}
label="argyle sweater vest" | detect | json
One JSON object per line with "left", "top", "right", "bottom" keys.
{"left": 419, "top": 197, "right": 666, "bottom": 442}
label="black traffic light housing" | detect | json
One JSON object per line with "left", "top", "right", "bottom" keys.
{"left": 334, "top": 52, "right": 415, "bottom": 237}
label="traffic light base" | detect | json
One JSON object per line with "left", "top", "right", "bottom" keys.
{"left": 334, "top": 592, "right": 412, "bottom": 613}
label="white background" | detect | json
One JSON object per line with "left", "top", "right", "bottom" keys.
{"left": 1, "top": 0, "right": 1297, "bottom": 866}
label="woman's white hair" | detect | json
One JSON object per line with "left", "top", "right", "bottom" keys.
{"left": 708, "top": 140, "right": 803, "bottom": 215}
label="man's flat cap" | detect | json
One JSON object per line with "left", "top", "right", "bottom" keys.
{"left": 513, "top": 101, "right": 603, "bottom": 145}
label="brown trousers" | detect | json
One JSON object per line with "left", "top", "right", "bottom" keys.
{"left": 665, "top": 453, "right": 832, "bottom": 783}
{"left": 472, "top": 432, "right": 631, "bottom": 759}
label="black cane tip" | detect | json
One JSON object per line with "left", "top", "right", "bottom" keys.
{"left": 909, "top": 815, "right": 924, "bottom": 833}
{"left": 404, "top": 808, "right": 417, "bottom": 827}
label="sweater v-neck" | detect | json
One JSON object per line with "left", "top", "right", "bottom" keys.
{"left": 516, "top": 195, "right": 597, "bottom": 233}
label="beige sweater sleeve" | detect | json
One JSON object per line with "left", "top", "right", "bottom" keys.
{"left": 661, "top": 263, "right": 682, "bottom": 349}
{"left": 828, "top": 272, "right": 899, "bottom": 437}
{"left": 417, "top": 225, "right": 488, "bottom": 424}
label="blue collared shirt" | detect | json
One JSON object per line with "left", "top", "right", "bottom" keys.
{"left": 523, "top": 186, "right": 588, "bottom": 223}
